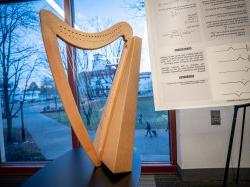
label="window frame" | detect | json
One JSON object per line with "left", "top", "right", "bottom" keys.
{"left": 0, "top": 0, "right": 177, "bottom": 174}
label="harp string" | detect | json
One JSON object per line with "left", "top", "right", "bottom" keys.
{"left": 58, "top": 37, "right": 124, "bottom": 131}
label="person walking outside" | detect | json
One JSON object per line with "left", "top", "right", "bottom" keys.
{"left": 145, "top": 121, "right": 152, "bottom": 137}
{"left": 138, "top": 113, "right": 143, "bottom": 125}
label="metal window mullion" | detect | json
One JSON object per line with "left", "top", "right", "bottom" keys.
{"left": 64, "top": 0, "right": 79, "bottom": 148}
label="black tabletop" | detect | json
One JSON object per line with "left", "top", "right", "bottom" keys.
{"left": 22, "top": 148, "right": 141, "bottom": 187}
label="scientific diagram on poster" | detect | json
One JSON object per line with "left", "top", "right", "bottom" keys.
{"left": 145, "top": 0, "right": 250, "bottom": 110}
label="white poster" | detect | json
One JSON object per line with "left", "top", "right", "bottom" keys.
{"left": 145, "top": 0, "right": 250, "bottom": 110}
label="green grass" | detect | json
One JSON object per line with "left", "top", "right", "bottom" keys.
{"left": 43, "top": 96, "right": 169, "bottom": 130}
{"left": 4, "top": 128, "right": 46, "bottom": 161}
{"left": 136, "top": 96, "right": 168, "bottom": 128}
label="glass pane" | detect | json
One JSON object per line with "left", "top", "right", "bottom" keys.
{"left": 0, "top": 0, "right": 72, "bottom": 162}
{"left": 50, "top": 39, "right": 125, "bottom": 140}
{"left": 74, "top": 0, "right": 170, "bottom": 162}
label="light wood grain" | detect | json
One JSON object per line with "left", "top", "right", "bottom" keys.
{"left": 40, "top": 9, "right": 142, "bottom": 173}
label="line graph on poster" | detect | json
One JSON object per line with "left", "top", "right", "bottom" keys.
{"left": 215, "top": 44, "right": 250, "bottom": 53}
{"left": 220, "top": 79, "right": 250, "bottom": 86}
{"left": 222, "top": 91, "right": 250, "bottom": 97}
{"left": 218, "top": 55, "right": 250, "bottom": 63}
{"left": 219, "top": 67, "right": 250, "bottom": 74}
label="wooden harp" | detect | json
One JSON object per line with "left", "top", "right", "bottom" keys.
{"left": 40, "top": 10, "right": 142, "bottom": 173}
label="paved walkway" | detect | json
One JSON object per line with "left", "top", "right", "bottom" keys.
{"left": 23, "top": 105, "right": 72, "bottom": 160}
{"left": 7, "top": 103, "right": 170, "bottom": 161}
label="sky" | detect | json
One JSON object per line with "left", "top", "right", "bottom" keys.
{"left": 59, "top": 0, "right": 151, "bottom": 72}
{"left": 0, "top": 0, "right": 151, "bottom": 89}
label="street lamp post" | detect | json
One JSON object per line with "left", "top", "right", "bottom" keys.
{"left": 0, "top": 101, "right": 6, "bottom": 162}
{"left": 20, "top": 100, "right": 25, "bottom": 142}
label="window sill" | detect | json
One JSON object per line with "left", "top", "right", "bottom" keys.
{"left": 0, "top": 162, "right": 48, "bottom": 174}
{"left": 141, "top": 163, "right": 177, "bottom": 173}
{"left": 0, "top": 161, "right": 177, "bottom": 174}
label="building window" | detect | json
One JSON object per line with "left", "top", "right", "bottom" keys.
{"left": 0, "top": 0, "right": 175, "bottom": 170}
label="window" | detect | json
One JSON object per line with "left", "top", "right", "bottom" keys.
{"left": 0, "top": 0, "right": 70, "bottom": 162}
{"left": 73, "top": 0, "right": 171, "bottom": 163}
{"left": 0, "top": 0, "right": 176, "bottom": 172}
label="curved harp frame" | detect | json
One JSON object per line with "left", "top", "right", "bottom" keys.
{"left": 40, "top": 10, "right": 142, "bottom": 173}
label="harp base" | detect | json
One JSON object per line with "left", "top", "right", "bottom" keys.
{"left": 22, "top": 148, "right": 141, "bottom": 187}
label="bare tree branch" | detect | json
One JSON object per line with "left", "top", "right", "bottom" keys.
{"left": 0, "top": 3, "right": 41, "bottom": 141}
{"left": 123, "top": 0, "right": 145, "bottom": 17}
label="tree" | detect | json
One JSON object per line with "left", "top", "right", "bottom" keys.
{"left": 75, "top": 17, "right": 125, "bottom": 128}
{"left": 77, "top": 51, "right": 94, "bottom": 127}
{"left": 0, "top": 4, "right": 40, "bottom": 142}
{"left": 28, "top": 81, "right": 39, "bottom": 90}
{"left": 124, "top": 0, "right": 145, "bottom": 17}
{"left": 28, "top": 81, "right": 39, "bottom": 101}
{"left": 40, "top": 77, "right": 57, "bottom": 101}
